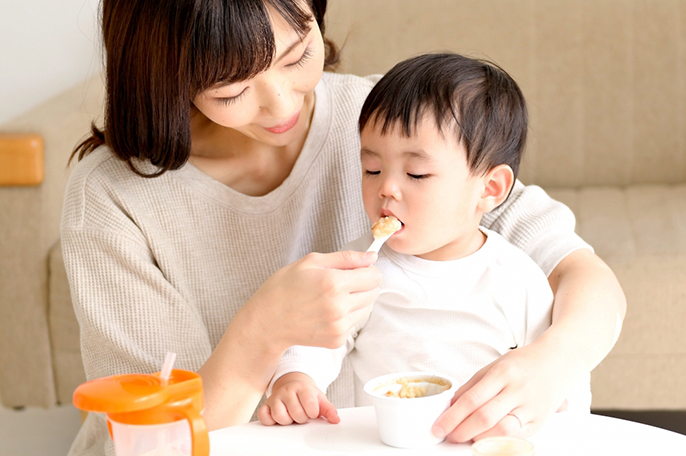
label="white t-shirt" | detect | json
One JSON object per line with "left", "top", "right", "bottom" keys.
{"left": 272, "top": 229, "right": 592, "bottom": 411}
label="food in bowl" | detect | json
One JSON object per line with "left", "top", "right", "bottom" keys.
{"left": 364, "top": 372, "right": 458, "bottom": 448}
{"left": 374, "top": 375, "right": 451, "bottom": 399}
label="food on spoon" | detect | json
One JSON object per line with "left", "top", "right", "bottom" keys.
{"left": 372, "top": 216, "right": 402, "bottom": 239}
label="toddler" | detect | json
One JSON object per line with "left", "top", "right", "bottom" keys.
{"left": 258, "top": 52, "right": 590, "bottom": 432}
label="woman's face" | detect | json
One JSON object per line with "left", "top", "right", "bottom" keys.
{"left": 192, "top": 9, "right": 325, "bottom": 147}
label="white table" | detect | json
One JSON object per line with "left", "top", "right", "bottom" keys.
{"left": 209, "top": 406, "right": 686, "bottom": 455}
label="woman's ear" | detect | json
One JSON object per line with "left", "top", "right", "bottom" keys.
{"left": 477, "top": 164, "right": 514, "bottom": 214}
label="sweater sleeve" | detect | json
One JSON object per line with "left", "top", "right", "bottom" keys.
{"left": 61, "top": 225, "right": 214, "bottom": 456}
{"left": 480, "top": 180, "right": 593, "bottom": 277}
{"left": 60, "top": 152, "right": 214, "bottom": 383}
{"left": 61, "top": 227, "right": 213, "bottom": 381}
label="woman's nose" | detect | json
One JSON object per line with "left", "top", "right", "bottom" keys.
{"left": 258, "top": 75, "right": 296, "bottom": 119}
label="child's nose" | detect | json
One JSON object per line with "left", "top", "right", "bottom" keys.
{"left": 379, "top": 178, "right": 401, "bottom": 200}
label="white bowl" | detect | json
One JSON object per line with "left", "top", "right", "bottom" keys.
{"left": 363, "top": 371, "right": 458, "bottom": 448}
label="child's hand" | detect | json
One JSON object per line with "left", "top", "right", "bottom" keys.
{"left": 431, "top": 342, "right": 581, "bottom": 443}
{"left": 258, "top": 372, "right": 340, "bottom": 426}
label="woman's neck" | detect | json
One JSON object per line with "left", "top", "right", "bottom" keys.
{"left": 188, "top": 95, "right": 314, "bottom": 196}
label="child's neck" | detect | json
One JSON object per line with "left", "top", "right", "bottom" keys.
{"left": 414, "top": 228, "right": 487, "bottom": 261}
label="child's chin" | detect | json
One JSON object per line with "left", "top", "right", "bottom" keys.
{"left": 386, "top": 240, "right": 414, "bottom": 256}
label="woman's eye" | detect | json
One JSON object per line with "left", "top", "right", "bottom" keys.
{"left": 288, "top": 46, "right": 313, "bottom": 69}
{"left": 364, "top": 170, "right": 380, "bottom": 176}
{"left": 407, "top": 173, "right": 429, "bottom": 180}
{"left": 216, "top": 88, "right": 247, "bottom": 106}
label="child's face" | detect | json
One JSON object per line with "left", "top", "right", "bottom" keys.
{"left": 360, "top": 117, "right": 488, "bottom": 261}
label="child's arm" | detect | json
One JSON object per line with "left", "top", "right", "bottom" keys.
{"left": 258, "top": 333, "right": 358, "bottom": 426}
{"left": 257, "top": 372, "right": 340, "bottom": 425}
{"left": 432, "top": 249, "right": 625, "bottom": 443}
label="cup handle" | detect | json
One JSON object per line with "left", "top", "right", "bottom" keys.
{"left": 178, "top": 403, "right": 210, "bottom": 456}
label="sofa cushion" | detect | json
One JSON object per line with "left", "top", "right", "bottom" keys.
{"left": 548, "top": 184, "right": 686, "bottom": 409}
{"left": 48, "top": 241, "right": 85, "bottom": 405}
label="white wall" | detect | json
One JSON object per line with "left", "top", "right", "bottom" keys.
{"left": 0, "top": 0, "right": 101, "bottom": 125}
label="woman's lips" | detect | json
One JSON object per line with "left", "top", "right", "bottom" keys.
{"left": 264, "top": 112, "right": 300, "bottom": 134}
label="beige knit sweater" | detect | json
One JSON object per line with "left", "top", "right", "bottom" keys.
{"left": 62, "top": 72, "right": 589, "bottom": 455}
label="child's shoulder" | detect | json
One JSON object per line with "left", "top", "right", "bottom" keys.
{"left": 483, "top": 228, "right": 554, "bottom": 308}
{"left": 483, "top": 228, "right": 549, "bottom": 280}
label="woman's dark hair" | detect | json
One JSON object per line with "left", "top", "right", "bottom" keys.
{"left": 359, "top": 52, "right": 528, "bottom": 180}
{"left": 71, "top": 0, "right": 339, "bottom": 177}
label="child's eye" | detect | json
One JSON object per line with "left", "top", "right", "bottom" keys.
{"left": 364, "top": 170, "right": 380, "bottom": 176}
{"left": 288, "top": 46, "right": 313, "bottom": 69}
{"left": 407, "top": 173, "right": 429, "bottom": 180}
{"left": 216, "top": 88, "right": 247, "bottom": 106}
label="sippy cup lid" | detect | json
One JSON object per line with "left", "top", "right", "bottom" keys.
{"left": 73, "top": 373, "right": 169, "bottom": 414}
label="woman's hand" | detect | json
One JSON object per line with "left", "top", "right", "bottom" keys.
{"left": 432, "top": 249, "right": 625, "bottom": 443}
{"left": 432, "top": 342, "right": 576, "bottom": 443}
{"left": 247, "top": 250, "right": 382, "bottom": 352}
{"left": 199, "top": 250, "right": 380, "bottom": 430}
{"left": 258, "top": 372, "right": 340, "bottom": 426}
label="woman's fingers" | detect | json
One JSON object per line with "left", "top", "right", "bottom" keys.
{"left": 435, "top": 344, "right": 575, "bottom": 443}
{"left": 432, "top": 368, "right": 506, "bottom": 440}
{"left": 341, "top": 288, "right": 377, "bottom": 320}
{"left": 471, "top": 408, "right": 535, "bottom": 442}
{"left": 251, "top": 250, "right": 381, "bottom": 350}
{"left": 444, "top": 391, "right": 518, "bottom": 443}
{"left": 292, "top": 257, "right": 380, "bottom": 347}
{"left": 305, "top": 251, "right": 382, "bottom": 299}
{"left": 449, "top": 360, "right": 496, "bottom": 405}
{"left": 335, "top": 262, "right": 382, "bottom": 294}
{"left": 314, "top": 250, "right": 377, "bottom": 270}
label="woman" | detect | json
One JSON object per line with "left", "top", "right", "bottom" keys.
{"left": 63, "top": 0, "right": 625, "bottom": 454}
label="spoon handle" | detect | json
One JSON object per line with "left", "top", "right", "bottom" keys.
{"left": 366, "top": 235, "right": 390, "bottom": 253}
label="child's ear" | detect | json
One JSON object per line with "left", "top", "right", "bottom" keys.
{"left": 477, "top": 164, "right": 514, "bottom": 213}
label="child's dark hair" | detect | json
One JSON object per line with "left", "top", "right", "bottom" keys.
{"left": 359, "top": 52, "right": 528, "bottom": 179}
{"left": 71, "top": 0, "right": 339, "bottom": 177}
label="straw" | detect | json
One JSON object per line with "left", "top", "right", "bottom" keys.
{"left": 159, "top": 352, "right": 176, "bottom": 383}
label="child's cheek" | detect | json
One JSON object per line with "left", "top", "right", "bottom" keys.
{"left": 361, "top": 188, "right": 377, "bottom": 225}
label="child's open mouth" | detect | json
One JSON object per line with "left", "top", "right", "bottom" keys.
{"left": 372, "top": 215, "right": 403, "bottom": 239}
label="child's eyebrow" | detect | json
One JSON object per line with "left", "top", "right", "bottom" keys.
{"left": 402, "top": 150, "right": 432, "bottom": 161}
{"left": 360, "top": 148, "right": 379, "bottom": 158}
{"left": 361, "top": 148, "right": 434, "bottom": 162}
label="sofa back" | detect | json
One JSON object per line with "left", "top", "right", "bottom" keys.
{"left": 0, "top": 74, "right": 102, "bottom": 407}
{"left": 326, "top": 0, "right": 686, "bottom": 188}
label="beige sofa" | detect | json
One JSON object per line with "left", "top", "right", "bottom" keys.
{"left": 2, "top": 0, "right": 685, "bottom": 411}
{"left": 0, "top": 75, "right": 103, "bottom": 407}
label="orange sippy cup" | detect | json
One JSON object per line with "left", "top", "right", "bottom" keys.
{"left": 73, "top": 359, "right": 209, "bottom": 456}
